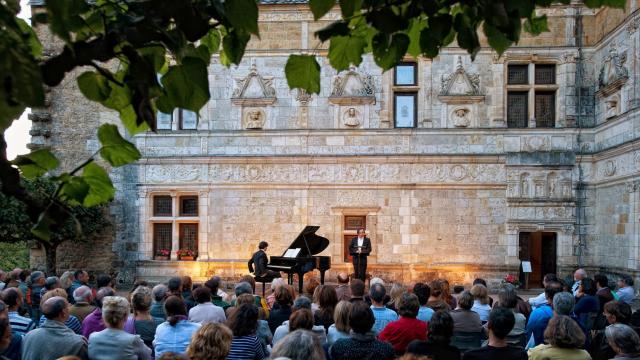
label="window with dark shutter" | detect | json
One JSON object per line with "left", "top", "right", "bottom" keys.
{"left": 535, "top": 65, "right": 556, "bottom": 85}
{"left": 535, "top": 91, "right": 555, "bottom": 128}
{"left": 507, "top": 92, "right": 529, "bottom": 128}
{"left": 153, "top": 223, "right": 172, "bottom": 253}
{"left": 180, "top": 196, "right": 198, "bottom": 216}
{"left": 179, "top": 224, "right": 198, "bottom": 251}
{"left": 153, "top": 196, "right": 172, "bottom": 216}
{"left": 508, "top": 65, "right": 528, "bottom": 85}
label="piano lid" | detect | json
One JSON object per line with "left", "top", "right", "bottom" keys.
{"left": 280, "top": 226, "right": 329, "bottom": 257}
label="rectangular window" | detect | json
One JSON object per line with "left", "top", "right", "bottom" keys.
{"left": 179, "top": 223, "right": 198, "bottom": 251}
{"left": 153, "top": 223, "right": 172, "bottom": 254}
{"left": 394, "top": 93, "right": 417, "bottom": 128}
{"left": 535, "top": 91, "right": 555, "bottom": 128}
{"left": 179, "top": 196, "right": 198, "bottom": 216}
{"left": 507, "top": 65, "right": 528, "bottom": 85}
{"left": 535, "top": 65, "right": 556, "bottom": 85}
{"left": 153, "top": 196, "right": 172, "bottom": 216}
{"left": 394, "top": 62, "right": 417, "bottom": 86}
{"left": 180, "top": 110, "right": 198, "bottom": 130}
{"left": 507, "top": 92, "right": 529, "bottom": 128}
{"left": 344, "top": 216, "right": 366, "bottom": 230}
{"left": 157, "top": 111, "right": 173, "bottom": 130}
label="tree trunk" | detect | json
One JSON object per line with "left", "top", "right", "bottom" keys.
{"left": 43, "top": 243, "right": 57, "bottom": 275}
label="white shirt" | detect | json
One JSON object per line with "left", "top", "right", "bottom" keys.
{"left": 188, "top": 302, "right": 226, "bottom": 324}
{"left": 529, "top": 292, "right": 547, "bottom": 309}
{"left": 357, "top": 237, "right": 364, "bottom": 247}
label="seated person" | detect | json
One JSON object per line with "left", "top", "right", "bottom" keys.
{"left": 378, "top": 293, "right": 427, "bottom": 355}
{"left": 406, "top": 310, "right": 461, "bottom": 360}
{"left": 462, "top": 307, "right": 527, "bottom": 360}
{"left": 248, "top": 241, "right": 281, "bottom": 279}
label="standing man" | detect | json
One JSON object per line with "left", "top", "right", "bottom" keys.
{"left": 572, "top": 268, "right": 587, "bottom": 297}
{"left": 248, "top": 241, "right": 281, "bottom": 278}
{"left": 349, "top": 228, "right": 371, "bottom": 282}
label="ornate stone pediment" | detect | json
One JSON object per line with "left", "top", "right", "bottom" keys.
{"left": 231, "top": 64, "right": 277, "bottom": 105}
{"left": 329, "top": 67, "right": 376, "bottom": 105}
{"left": 597, "top": 42, "right": 628, "bottom": 98}
{"left": 438, "top": 57, "right": 484, "bottom": 103}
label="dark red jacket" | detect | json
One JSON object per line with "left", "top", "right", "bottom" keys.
{"left": 378, "top": 316, "right": 427, "bottom": 354}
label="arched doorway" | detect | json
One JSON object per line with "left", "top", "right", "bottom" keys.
{"left": 519, "top": 232, "right": 557, "bottom": 288}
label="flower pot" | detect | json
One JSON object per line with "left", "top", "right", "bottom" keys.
{"left": 180, "top": 256, "right": 195, "bottom": 261}
{"left": 155, "top": 256, "right": 169, "bottom": 260}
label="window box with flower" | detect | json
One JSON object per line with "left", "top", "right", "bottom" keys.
{"left": 177, "top": 249, "right": 197, "bottom": 261}
{"left": 155, "top": 249, "right": 170, "bottom": 260}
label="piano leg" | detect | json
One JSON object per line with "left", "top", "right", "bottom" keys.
{"left": 297, "top": 272, "right": 305, "bottom": 294}
{"left": 287, "top": 273, "right": 293, "bottom": 285}
{"left": 320, "top": 269, "right": 326, "bottom": 285}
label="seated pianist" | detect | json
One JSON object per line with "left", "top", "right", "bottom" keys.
{"left": 248, "top": 241, "right": 282, "bottom": 279}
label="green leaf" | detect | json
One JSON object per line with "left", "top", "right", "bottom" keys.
{"left": 103, "top": 84, "right": 132, "bottom": 111}
{"left": 224, "top": 0, "right": 259, "bottom": 35}
{"left": 339, "top": 0, "right": 361, "bottom": 18}
{"left": 160, "top": 57, "right": 210, "bottom": 112}
{"left": 372, "top": 33, "right": 410, "bottom": 70}
{"left": 97, "top": 124, "right": 142, "bottom": 166}
{"left": 59, "top": 177, "right": 90, "bottom": 205}
{"left": 81, "top": 163, "right": 115, "bottom": 207}
{"left": 310, "top": 0, "right": 336, "bottom": 20}
{"left": 583, "top": 0, "right": 625, "bottom": 8}
{"left": 328, "top": 36, "right": 366, "bottom": 71}
{"left": 483, "top": 22, "right": 512, "bottom": 56}
{"left": 139, "top": 46, "right": 167, "bottom": 73}
{"left": 524, "top": 15, "right": 549, "bottom": 35}
{"left": 201, "top": 29, "right": 221, "bottom": 54}
{"left": 46, "top": 0, "right": 88, "bottom": 43}
{"left": 406, "top": 18, "right": 427, "bottom": 57}
{"left": 285, "top": 55, "right": 321, "bottom": 94}
{"left": 16, "top": 19, "right": 42, "bottom": 58}
{"left": 77, "top": 72, "right": 111, "bottom": 102}
{"left": 12, "top": 149, "right": 60, "bottom": 178}
{"left": 221, "top": 29, "right": 250, "bottom": 66}
{"left": 119, "top": 105, "right": 149, "bottom": 134}
{"left": 31, "top": 210, "right": 56, "bottom": 241}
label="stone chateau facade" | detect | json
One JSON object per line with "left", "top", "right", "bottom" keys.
{"left": 28, "top": 1, "right": 640, "bottom": 287}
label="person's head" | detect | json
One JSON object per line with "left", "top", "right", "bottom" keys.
{"left": 59, "top": 271, "right": 74, "bottom": 289}
{"left": 205, "top": 276, "right": 222, "bottom": 294}
{"left": 544, "top": 280, "right": 563, "bottom": 304}
{"left": 74, "top": 270, "right": 88, "bottom": 284}
{"left": 240, "top": 275, "right": 256, "bottom": 293}
{"left": 487, "top": 307, "right": 515, "bottom": 339}
{"left": 289, "top": 308, "right": 314, "bottom": 331}
{"left": 605, "top": 301, "right": 633, "bottom": 325}
{"left": 133, "top": 279, "right": 149, "bottom": 291}
{"left": 318, "top": 285, "right": 338, "bottom": 311}
{"left": 165, "top": 296, "right": 187, "bottom": 326}
{"left": 350, "top": 279, "right": 365, "bottom": 298}
{"left": 429, "top": 310, "right": 454, "bottom": 344}
{"left": 357, "top": 228, "right": 365, "bottom": 237}
{"left": 131, "top": 286, "right": 153, "bottom": 313}
{"left": 544, "top": 315, "right": 585, "bottom": 349}
{"left": 553, "top": 292, "right": 575, "bottom": 316}
{"left": 292, "top": 295, "right": 312, "bottom": 311}
{"left": 304, "top": 278, "right": 320, "bottom": 298}
{"left": 1, "top": 288, "right": 21, "bottom": 310}
{"left": 457, "top": 291, "right": 474, "bottom": 310}
{"left": 96, "top": 287, "right": 115, "bottom": 308}
{"left": 186, "top": 323, "right": 233, "bottom": 360}
{"left": 389, "top": 283, "right": 406, "bottom": 304}
{"left": 96, "top": 274, "right": 112, "bottom": 289}
{"left": 606, "top": 323, "right": 640, "bottom": 356}
{"left": 398, "top": 293, "right": 420, "bottom": 318}
{"left": 333, "top": 300, "right": 352, "bottom": 333}
{"left": 234, "top": 282, "right": 253, "bottom": 297}
{"left": 0, "top": 300, "right": 6, "bottom": 319}
{"left": 574, "top": 268, "right": 587, "bottom": 282}
{"left": 73, "top": 285, "right": 93, "bottom": 304}
{"left": 543, "top": 273, "right": 558, "bottom": 287}
{"left": 152, "top": 284, "right": 169, "bottom": 303}
{"left": 226, "top": 303, "right": 258, "bottom": 336}
{"left": 580, "top": 278, "right": 597, "bottom": 296}
{"left": 258, "top": 241, "right": 268, "bottom": 250}
{"left": 181, "top": 276, "right": 193, "bottom": 292}
{"left": 235, "top": 293, "right": 255, "bottom": 308}
{"left": 470, "top": 284, "right": 489, "bottom": 305}
{"left": 618, "top": 275, "right": 634, "bottom": 289}
{"left": 274, "top": 285, "right": 293, "bottom": 307}
{"left": 430, "top": 279, "right": 444, "bottom": 299}
{"left": 101, "top": 296, "right": 129, "bottom": 329}
{"left": 30, "top": 271, "right": 45, "bottom": 286}
{"left": 271, "top": 329, "right": 325, "bottom": 360}
{"left": 193, "top": 287, "right": 212, "bottom": 304}
{"left": 41, "top": 288, "right": 69, "bottom": 306}
{"left": 42, "top": 296, "right": 69, "bottom": 322}
{"left": 497, "top": 283, "right": 518, "bottom": 309}
{"left": 270, "top": 278, "right": 286, "bottom": 294}
{"left": 370, "top": 277, "right": 384, "bottom": 287}
{"left": 473, "top": 278, "right": 488, "bottom": 287}
{"left": 349, "top": 301, "right": 375, "bottom": 334}
{"left": 369, "top": 283, "right": 387, "bottom": 305}
{"left": 167, "top": 277, "right": 183, "bottom": 294}
{"left": 337, "top": 273, "right": 349, "bottom": 284}
{"left": 594, "top": 274, "right": 609, "bottom": 289}
{"left": 44, "top": 276, "right": 61, "bottom": 291}
{"left": 413, "top": 283, "right": 431, "bottom": 306}
{"left": 0, "top": 318, "right": 11, "bottom": 351}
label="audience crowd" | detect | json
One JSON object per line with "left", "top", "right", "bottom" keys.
{"left": 0, "top": 267, "right": 638, "bottom": 360}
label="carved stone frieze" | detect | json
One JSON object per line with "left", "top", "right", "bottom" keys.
{"left": 146, "top": 165, "right": 203, "bottom": 183}
{"left": 329, "top": 67, "right": 376, "bottom": 105}
{"left": 231, "top": 64, "right": 277, "bottom": 106}
{"left": 507, "top": 169, "right": 572, "bottom": 200}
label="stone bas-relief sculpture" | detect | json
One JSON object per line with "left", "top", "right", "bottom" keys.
{"left": 439, "top": 57, "right": 482, "bottom": 97}
{"left": 244, "top": 108, "right": 266, "bottom": 129}
{"left": 451, "top": 108, "right": 471, "bottom": 127}
{"left": 231, "top": 64, "right": 277, "bottom": 106}
{"left": 343, "top": 107, "right": 362, "bottom": 127}
{"left": 598, "top": 43, "right": 628, "bottom": 89}
{"left": 605, "top": 96, "right": 619, "bottom": 119}
{"left": 329, "top": 66, "right": 376, "bottom": 105}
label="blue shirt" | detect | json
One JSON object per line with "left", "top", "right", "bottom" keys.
{"left": 371, "top": 306, "right": 399, "bottom": 334}
{"left": 617, "top": 286, "right": 635, "bottom": 304}
{"left": 39, "top": 314, "right": 82, "bottom": 334}
{"left": 227, "top": 335, "right": 266, "bottom": 360}
{"left": 153, "top": 319, "right": 201, "bottom": 359}
{"left": 526, "top": 303, "right": 553, "bottom": 346}
{"left": 417, "top": 306, "right": 434, "bottom": 323}
{"left": 8, "top": 311, "right": 35, "bottom": 336}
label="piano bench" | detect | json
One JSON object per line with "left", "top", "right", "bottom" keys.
{"left": 254, "top": 275, "right": 276, "bottom": 297}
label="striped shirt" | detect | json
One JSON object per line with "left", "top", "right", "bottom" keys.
{"left": 39, "top": 314, "right": 83, "bottom": 334}
{"left": 8, "top": 311, "right": 35, "bottom": 336}
{"left": 227, "top": 335, "right": 267, "bottom": 360}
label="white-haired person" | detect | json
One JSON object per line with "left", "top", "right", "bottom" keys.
{"left": 606, "top": 323, "right": 640, "bottom": 360}
{"left": 88, "top": 296, "right": 152, "bottom": 360}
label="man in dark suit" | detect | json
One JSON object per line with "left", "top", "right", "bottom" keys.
{"left": 349, "top": 228, "right": 371, "bottom": 281}
{"left": 248, "top": 241, "right": 281, "bottom": 278}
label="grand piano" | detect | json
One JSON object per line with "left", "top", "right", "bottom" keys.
{"left": 267, "top": 226, "right": 331, "bottom": 293}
